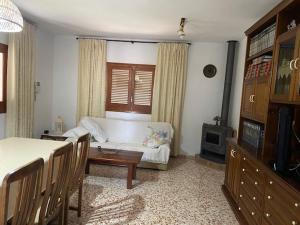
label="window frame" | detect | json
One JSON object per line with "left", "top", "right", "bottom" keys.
{"left": 0, "top": 43, "right": 8, "bottom": 114}
{"left": 106, "top": 62, "right": 155, "bottom": 114}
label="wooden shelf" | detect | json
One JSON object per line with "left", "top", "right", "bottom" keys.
{"left": 247, "top": 46, "right": 273, "bottom": 62}
{"left": 240, "top": 114, "right": 265, "bottom": 124}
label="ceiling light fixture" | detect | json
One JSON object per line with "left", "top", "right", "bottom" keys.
{"left": 177, "top": 18, "right": 186, "bottom": 39}
{"left": 0, "top": 0, "right": 23, "bottom": 32}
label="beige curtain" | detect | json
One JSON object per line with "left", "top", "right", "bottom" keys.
{"left": 6, "top": 21, "right": 36, "bottom": 138}
{"left": 76, "top": 39, "right": 107, "bottom": 122}
{"left": 152, "top": 43, "right": 189, "bottom": 156}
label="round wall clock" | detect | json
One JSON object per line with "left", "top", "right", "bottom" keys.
{"left": 203, "top": 64, "right": 217, "bottom": 78}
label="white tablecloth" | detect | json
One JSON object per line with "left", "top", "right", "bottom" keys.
{"left": 0, "top": 137, "right": 69, "bottom": 219}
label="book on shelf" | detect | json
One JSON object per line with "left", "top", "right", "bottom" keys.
{"left": 245, "top": 56, "right": 272, "bottom": 80}
{"left": 249, "top": 23, "right": 276, "bottom": 57}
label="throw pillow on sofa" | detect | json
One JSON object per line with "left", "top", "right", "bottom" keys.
{"left": 143, "top": 126, "right": 169, "bottom": 148}
{"left": 79, "top": 117, "right": 108, "bottom": 143}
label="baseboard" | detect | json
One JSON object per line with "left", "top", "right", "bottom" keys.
{"left": 195, "top": 154, "right": 226, "bottom": 171}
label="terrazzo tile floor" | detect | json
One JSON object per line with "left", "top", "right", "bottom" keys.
{"left": 67, "top": 158, "right": 238, "bottom": 225}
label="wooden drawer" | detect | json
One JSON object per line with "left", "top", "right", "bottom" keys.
{"left": 239, "top": 189, "right": 262, "bottom": 225}
{"left": 264, "top": 199, "right": 299, "bottom": 225}
{"left": 261, "top": 218, "right": 271, "bottom": 225}
{"left": 240, "top": 177, "right": 263, "bottom": 211}
{"left": 265, "top": 175, "right": 300, "bottom": 223}
{"left": 240, "top": 166, "right": 264, "bottom": 194}
{"left": 241, "top": 154, "right": 264, "bottom": 185}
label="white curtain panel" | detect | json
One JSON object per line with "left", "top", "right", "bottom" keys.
{"left": 6, "top": 21, "right": 36, "bottom": 138}
{"left": 152, "top": 43, "right": 189, "bottom": 156}
{"left": 76, "top": 39, "right": 107, "bottom": 122}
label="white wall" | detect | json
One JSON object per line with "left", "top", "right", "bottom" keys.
{"left": 181, "top": 42, "right": 227, "bottom": 155}
{"left": 0, "top": 33, "right": 8, "bottom": 139}
{"left": 51, "top": 38, "right": 157, "bottom": 131}
{"left": 228, "top": 37, "right": 247, "bottom": 132}
{"left": 52, "top": 36, "right": 79, "bottom": 131}
{"left": 33, "top": 29, "right": 55, "bottom": 137}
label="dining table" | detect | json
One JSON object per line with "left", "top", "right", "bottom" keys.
{"left": 0, "top": 137, "right": 70, "bottom": 219}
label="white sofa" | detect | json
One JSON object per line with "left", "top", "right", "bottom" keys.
{"left": 65, "top": 117, "right": 173, "bottom": 170}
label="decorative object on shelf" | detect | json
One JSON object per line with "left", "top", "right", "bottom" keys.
{"left": 213, "top": 116, "right": 222, "bottom": 126}
{"left": 249, "top": 23, "right": 276, "bottom": 57}
{"left": 0, "top": 0, "right": 23, "bottom": 32}
{"left": 287, "top": 20, "right": 297, "bottom": 31}
{"left": 203, "top": 64, "right": 217, "bottom": 78}
{"left": 54, "top": 116, "right": 64, "bottom": 135}
{"left": 177, "top": 18, "right": 186, "bottom": 39}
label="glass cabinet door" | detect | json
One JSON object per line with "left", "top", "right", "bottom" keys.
{"left": 274, "top": 37, "right": 295, "bottom": 97}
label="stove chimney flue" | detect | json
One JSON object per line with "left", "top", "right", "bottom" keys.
{"left": 221, "top": 40, "right": 237, "bottom": 127}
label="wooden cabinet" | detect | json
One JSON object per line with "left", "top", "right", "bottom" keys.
{"left": 263, "top": 174, "right": 300, "bottom": 225}
{"left": 225, "top": 144, "right": 241, "bottom": 201}
{"left": 224, "top": 140, "right": 300, "bottom": 225}
{"left": 254, "top": 78, "right": 270, "bottom": 122}
{"left": 271, "top": 26, "right": 300, "bottom": 104}
{"left": 241, "top": 77, "right": 270, "bottom": 123}
{"left": 241, "top": 81, "right": 255, "bottom": 118}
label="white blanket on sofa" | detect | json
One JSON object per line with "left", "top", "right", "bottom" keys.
{"left": 64, "top": 117, "right": 173, "bottom": 164}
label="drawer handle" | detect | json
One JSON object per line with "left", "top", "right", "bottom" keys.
{"left": 252, "top": 196, "right": 256, "bottom": 200}
{"left": 251, "top": 212, "right": 255, "bottom": 216}
{"left": 256, "top": 168, "right": 259, "bottom": 172}
{"left": 243, "top": 157, "right": 246, "bottom": 161}
{"left": 241, "top": 181, "right": 244, "bottom": 185}
{"left": 242, "top": 168, "right": 246, "bottom": 172}
{"left": 240, "top": 194, "right": 243, "bottom": 198}
{"left": 269, "top": 181, "right": 273, "bottom": 185}
{"left": 238, "top": 207, "right": 241, "bottom": 211}
{"left": 267, "top": 195, "right": 272, "bottom": 200}
{"left": 230, "top": 149, "right": 236, "bottom": 158}
{"left": 265, "top": 213, "right": 271, "bottom": 217}
{"left": 292, "top": 221, "right": 297, "bottom": 225}
{"left": 295, "top": 203, "right": 299, "bottom": 207}
{"left": 254, "top": 181, "right": 258, "bottom": 185}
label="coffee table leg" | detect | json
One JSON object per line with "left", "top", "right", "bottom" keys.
{"left": 133, "top": 164, "right": 137, "bottom": 179}
{"left": 127, "top": 164, "right": 133, "bottom": 189}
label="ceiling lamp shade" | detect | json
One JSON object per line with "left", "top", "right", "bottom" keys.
{"left": 0, "top": 0, "right": 23, "bottom": 32}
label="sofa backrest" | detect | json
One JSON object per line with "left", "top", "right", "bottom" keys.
{"left": 91, "top": 117, "right": 173, "bottom": 144}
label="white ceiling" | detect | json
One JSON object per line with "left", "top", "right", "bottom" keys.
{"left": 13, "top": 0, "right": 281, "bottom": 42}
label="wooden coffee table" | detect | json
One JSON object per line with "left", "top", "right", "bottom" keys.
{"left": 85, "top": 147, "right": 143, "bottom": 189}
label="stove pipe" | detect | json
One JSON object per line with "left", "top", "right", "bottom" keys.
{"left": 220, "top": 40, "right": 238, "bottom": 127}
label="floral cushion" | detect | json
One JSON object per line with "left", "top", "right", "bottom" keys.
{"left": 143, "top": 126, "right": 169, "bottom": 148}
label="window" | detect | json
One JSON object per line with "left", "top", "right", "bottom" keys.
{"left": 106, "top": 62, "right": 155, "bottom": 114}
{"left": 0, "top": 43, "right": 7, "bottom": 113}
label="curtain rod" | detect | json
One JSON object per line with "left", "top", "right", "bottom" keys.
{"left": 76, "top": 36, "right": 191, "bottom": 45}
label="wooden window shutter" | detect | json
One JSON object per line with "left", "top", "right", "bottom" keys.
{"left": 106, "top": 62, "right": 155, "bottom": 114}
{"left": 132, "top": 65, "right": 155, "bottom": 114}
{"left": 106, "top": 63, "right": 132, "bottom": 112}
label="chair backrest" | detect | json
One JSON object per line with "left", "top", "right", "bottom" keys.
{"left": 38, "top": 142, "right": 73, "bottom": 225}
{"left": 69, "top": 133, "right": 90, "bottom": 190}
{"left": 0, "top": 158, "right": 44, "bottom": 225}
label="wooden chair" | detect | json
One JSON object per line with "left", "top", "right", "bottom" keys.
{"left": 37, "top": 142, "right": 73, "bottom": 225}
{"left": 64, "top": 133, "right": 90, "bottom": 223}
{"left": 0, "top": 158, "right": 44, "bottom": 225}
